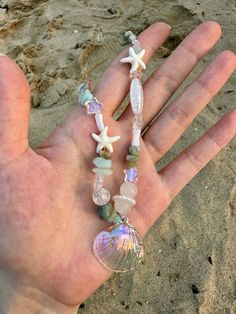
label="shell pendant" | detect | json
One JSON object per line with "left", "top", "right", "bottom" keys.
{"left": 93, "top": 221, "right": 144, "bottom": 272}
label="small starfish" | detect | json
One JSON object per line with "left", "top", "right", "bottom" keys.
{"left": 120, "top": 47, "right": 146, "bottom": 74}
{"left": 92, "top": 126, "right": 120, "bottom": 153}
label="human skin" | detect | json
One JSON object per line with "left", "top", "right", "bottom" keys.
{"left": 0, "top": 21, "right": 235, "bottom": 313}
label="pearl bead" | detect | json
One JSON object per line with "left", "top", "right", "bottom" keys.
{"left": 120, "top": 182, "right": 137, "bottom": 198}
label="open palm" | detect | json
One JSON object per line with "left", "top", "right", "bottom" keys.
{"left": 0, "top": 21, "right": 235, "bottom": 313}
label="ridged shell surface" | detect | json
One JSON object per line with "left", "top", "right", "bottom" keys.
{"left": 130, "top": 78, "right": 143, "bottom": 114}
{"left": 93, "top": 222, "right": 144, "bottom": 272}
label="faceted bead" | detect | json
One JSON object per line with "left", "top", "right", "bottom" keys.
{"left": 93, "top": 157, "right": 112, "bottom": 169}
{"left": 93, "top": 168, "right": 113, "bottom": 175}
{"left": 120, "top": 182, "right": 137, "bottom": 198}
{"left": 93, "top": 173, "right": 104, "bottom": 190}
{"left": 113, "top": 195, "right": 136, "bottom": 215}
{"left": 93, "top": 187, "right": 111, "bottom": 205}
{"left": 124, "top": 167, "right": 139, "bottom": 183}
{"left": 133, "top": 113, "right": 143, "bottom": 130}
{"left": 87, "top": 98, "right": 103, "bottom": 114}
{"left": 130, "top": 78, "right": 143, "bottom": 114}
{"left": 97, "top": 203, "right": 114, "bottom": 220}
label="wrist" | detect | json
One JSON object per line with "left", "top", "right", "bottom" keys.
{"left": 0, "top": 268, "right": 78, "bottom": 314}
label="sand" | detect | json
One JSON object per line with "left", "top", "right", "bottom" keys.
{"left": 0, "top": 0, "right": 235, "bottom": 313}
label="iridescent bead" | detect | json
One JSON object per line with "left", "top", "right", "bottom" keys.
{"left": 87, "top": 98, "right": 103, "bottom": 114}
{"left": 97, "top": 203, "right": 114, "bottom": 220}
{"left": 77, "top": 83, "right": 94, "bottom": 106}
{"left": 124, "top": 168, "right": 138, "bottom": 183}
{"left": 120, "top": 182, "right": 137, "bottom": 198}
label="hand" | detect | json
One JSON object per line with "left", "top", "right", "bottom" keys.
{"left": 0, "top": 21, "right": 235, "bottom": 313}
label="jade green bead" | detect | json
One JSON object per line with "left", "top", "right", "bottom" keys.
{"left": 97, "top": 203, "right": 114, "bottom": 220}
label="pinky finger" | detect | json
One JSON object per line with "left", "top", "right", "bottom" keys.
{"left": 160, "top": 111, "right": 236, "bottom": 200}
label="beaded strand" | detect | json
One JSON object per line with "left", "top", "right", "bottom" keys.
{"left": 78, "top": 30, "right": 145, "bottom": 224}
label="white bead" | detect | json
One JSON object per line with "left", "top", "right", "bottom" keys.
{"left": 95, "top": 113, "right": 105, "bottom": 131}
{"left": 130, "top": 78, "right": 143, "bottom": 114}
{"left": 132, "top": 128, "right": 141, "bottom": 146}
{"left": 113, "top": 195, "right": 136, "bottom": 215}
{"left": 120, "top": 182, "right": 137, "bottom": 198}
{"left": 114, "top": 199, "right": 132, "bottom": 215}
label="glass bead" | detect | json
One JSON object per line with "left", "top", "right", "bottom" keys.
{"left": 120, "top": 182, "right": 137, "bottom": 198}
{"left": 93, "top": 187, "right": 111, "bottom": 206}
{"left": 130, "top": 79, "right": 143, "bottom": 114}
{"left": 124, "top": 168, "right": 139, "bottom": 183}
{"left": 87, "top": 98, "right": 103, "bottom": 114}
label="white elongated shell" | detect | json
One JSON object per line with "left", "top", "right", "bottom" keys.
{"left": 130, "top": 78, "right": 143, "bottom": 114}
{"left": 93, "top": 222, "right": 144, "bottom": 272}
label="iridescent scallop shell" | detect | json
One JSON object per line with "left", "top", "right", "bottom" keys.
{"left": 93, "top": 222, "right": 144, "bottom": 272}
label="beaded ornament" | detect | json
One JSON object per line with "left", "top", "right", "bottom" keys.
{"left": 78, "top": 31, "right": 146, "bottom": 272}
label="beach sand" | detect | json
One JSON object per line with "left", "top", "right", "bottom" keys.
{"left": 0, "top": 0, "right": 235, "bottom": 313}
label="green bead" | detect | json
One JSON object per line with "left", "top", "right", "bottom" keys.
{"left": 126, "top": 154, "right": 139, "bottom": 162}
{"left": 93, "top": 157, "right": 112, "bottom": 169}
{"left": 97, "top": 203, "right": 114, "bottom": 220}
{"left": 128, "top": 145, "right": 140, "bottom": 156}
{"left": 80, "top": 93, "right": 94, "bottom": 104}
{"left": 107, "top": 210, "right": 122, "bottom": 223}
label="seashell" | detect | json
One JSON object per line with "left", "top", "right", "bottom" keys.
{"left": 130, "top": 78, "right": 143, "bottom": 114}
{"left": 93, "top": 222, "right": 144, "bottom": 272}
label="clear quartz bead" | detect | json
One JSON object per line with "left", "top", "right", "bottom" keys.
{"left": 120, "top": 182, "right": 137, "bottom": 198}
{"left": 93, "top": 173, "right": 111, "bottom": 205}
{"left": 130, "top": 78, "right": 143, "bottom": 114}
{"left": 133, "top": 113, "right": 143, "bottom": 130}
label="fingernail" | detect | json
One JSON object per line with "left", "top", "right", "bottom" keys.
{"left": 0, "top": 53, "right": 7, "bottom": 57}
{"left": 167, "top": 24, "right": 172, "bottom": 30}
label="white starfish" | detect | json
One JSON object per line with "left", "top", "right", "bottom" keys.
{"left": 92, "top": 126, "right": 120, "bottom": 153}
{"left": 120, "top": 47, "right": 146, "bottom": 74}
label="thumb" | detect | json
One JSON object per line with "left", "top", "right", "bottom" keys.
{"left": 0, "top": 54, "right": 30, "bottom": 164}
